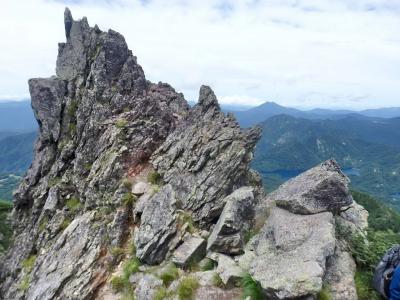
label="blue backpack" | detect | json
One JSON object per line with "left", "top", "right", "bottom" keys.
{"left": 373, "top": 245, "right": 400, "bottom": 298}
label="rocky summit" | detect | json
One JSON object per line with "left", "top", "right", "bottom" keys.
{"left": 0, "top": 8, "right": 368, "bottom": 300}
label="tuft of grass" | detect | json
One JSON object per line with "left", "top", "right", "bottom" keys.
{"left": 122, "top": 192, "right": 137, "bottom": 206}
{"left": 122, "top": 179, "right": 133, "bottom": 190}
{"left": 159, "top": 264, "right": 179, "bottom": 286}
{"left": 122, "top": 257, "right": 141, "bottom": 280}
{"left": 177, "top": 211, "right": 195, "bottom": 234}
{"left": 115, "top": 118, "right": 128, "bottom": 129}
{"left": 147, "top": 171, "right": 162, "bottom": 185}
{"left": 200, "top": 258, "right": 217, "bottom": 271}
{"left": 111, "top": 247, "right": 125, "bottom": 259}
{"left": 317, "top": 286, "right": 333, "bottom": 300}
{"left": 154, "top": 286, "right": 171, "bottom": 300}
{"left": 110, "top": 275, "right": 127, "bottom": 292}
{"left": 212, "top": 273, "right": 224, "bottom": 288}
{"left": 65, "top": 197, "right": 81, "bottom": 213}
{"left": 22, "top": 255, "right": 37, "bottom": 272}
{"left": 177, "top": 276, "right": 199, "bottom": 300}
{"left": 241, "top": 273, "right": 264, "bottom": 300}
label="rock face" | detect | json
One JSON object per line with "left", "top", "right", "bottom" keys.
{"left": 0, "top": 8, "right": 367, "bottom": 300}
{"left": 268, "top": 159, "right": 353, "bottom": 214}
{"left": 151, "top": 86, "right": 261, "bottom": 225}
{"left": 0, "top": 8, "right": 189, "bottom": 300}
{"left": 0, "top": 8, "right": 263, "bottom": 300}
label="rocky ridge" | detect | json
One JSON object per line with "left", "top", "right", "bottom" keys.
{"left": 0, "top": 9, "right": 368, "bottom": 300}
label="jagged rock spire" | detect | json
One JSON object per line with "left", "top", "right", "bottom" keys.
{"left": 64, "top": 7, "right": 73, "bottom": 39}
{"left": 198, "top": 85, "right": 220, "bottom": 112}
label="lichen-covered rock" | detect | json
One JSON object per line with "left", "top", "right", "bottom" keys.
{"left": 172, "top": 236, "right": 206, "bottom": 267}
{"left": 248, "top": 207, "right": 335, "bottom": 299}
{"left": 268, "top": 159, "right": 353, "bottom": 214}
{"left": 152, "top": 86, "right": 261, "bottom": 225}
{"left": 207, "top": 187, "right": 255, "bottom": 254}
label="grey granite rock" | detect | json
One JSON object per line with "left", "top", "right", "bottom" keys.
{"left": 135, "top": 185, "right": 179, "bottom": 264}
{"left": 152, "top": 86, "right": 261, "bottom": 226}
{"left": 0, "top": 8, "right": 189, "bottom": 299}
{"left": 268, "top": 159, "right": 353, "bottom": 214}
{"left": 248, "top": 207, "right": 335, "bottom": 299}
{"left": 207, "top": 187, "right": 255, "bottom": 255}
{"left": 324, "top": 246, "right": 357, "bottom": 300}
{"left": 215, "top": 253, "right": 244, "bottom": 286}
{"left": 195, "top": 287, "right": 242, "bottom": 300}
{"left": 172, "top": 236, "right": 206, "bottom": 267}
{"left": 134, "top": 274, "right": 163, "bottom": 300}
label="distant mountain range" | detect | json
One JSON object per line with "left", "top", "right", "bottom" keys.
{"left": 1, "top": 99, "right": 400, "bottom": 207}
{"left": 0, "top": 101, "right": 37, "bottom": 132}
{"left": 0, "top": 131, "right": 36, "bottom": 200}
{"left": 251, "top": 114, "right": 400, "bottom": 209}
{"left": 231, "top": 101, "right": 400, "bottom": 127}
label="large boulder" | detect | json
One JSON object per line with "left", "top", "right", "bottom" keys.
{"left": 207, "top": 187, "right": 255, "bottom": 254}
{"left": 247, "top": 207, "right": 335, "bottom": 299}
{"left": 172, "top": 236, "right": 207, "bottom": 268}
{"left": 268, "top": 159, "right": 353, "bottom": 214}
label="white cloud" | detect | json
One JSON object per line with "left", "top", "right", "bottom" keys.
{"left": 0, "top": 0, "right": 399, "bottom": 109}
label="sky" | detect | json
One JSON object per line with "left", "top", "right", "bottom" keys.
{"left": 0, "top": 0, "right": 399, "bottom": 109}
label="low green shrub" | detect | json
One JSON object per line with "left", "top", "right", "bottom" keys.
{"left": 154, "top": 286, "right": 173, "bottom": 300}
{"left": 147, "top": 171, "right": 162, "bottom": 185}
{"left": 354, "top": 271, "right": 380, "bottom": 300}
{"left": 200, "top": 258, "right": 217, "bottom": 271}
{"left": 241, "top": 273, "right": 264, "bottom": 300}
